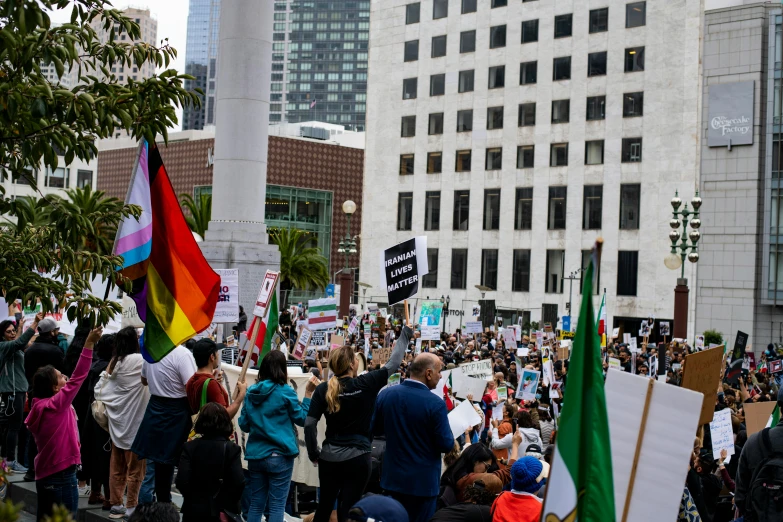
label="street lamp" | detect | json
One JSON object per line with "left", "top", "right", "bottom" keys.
{"left": 665, "top": 190, "right": 702, "bottom": 338}
{"left": 337, "top": 200, "right": 358, "bottom": 318}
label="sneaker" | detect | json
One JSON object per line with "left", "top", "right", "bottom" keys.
{"left": 109, "top": 506, "right": 127, "bottom": 519}
{"left": 7, "top": 461, "right": 27, "bottom": 473}
{"left": 22, "top": 472, "right": 34, "bottom": 482}
{"left": 78, "top": 485, "right": 91, "bottom": 497}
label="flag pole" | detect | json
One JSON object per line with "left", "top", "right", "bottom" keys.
{"left": 237, "top": 317, "right": 262, "bottom": 391}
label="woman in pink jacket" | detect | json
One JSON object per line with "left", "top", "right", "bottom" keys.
{"left": 26, "top": 326, "right": 102, "bottom": 522}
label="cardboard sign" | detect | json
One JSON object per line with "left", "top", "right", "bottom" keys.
{"left": 709, "top": 408, "right": 735, "bottom": 460}
{"left": 213, "top": 269, "right": 240, "bottom": 322}
{"left": 465, "top": 321, "right": 482, "bottom": 334}
{"left": 557, "top": 346, "right": 570, "bottom": 361}
{"left": 681, "top": 346, "right": 725, "bottom": 424}
{"left": 459, "top": 359, "right": 493, "bottom": 380}
{"left": 744, "top": 401, "right": 777, "bottom": 436}
{"left": 292, "top": 327, "right": 312, "bottom": 361}
{"left": 253, "top": 271, "right": 279, "bottom": 317}
{"left": 372, "top": 347, "right": 392, "bottom": 367}
{"left": 452, "top": 369, "right": 489, "bottom": 400}
{"left": 659, "top": 321, "right": 670, "bottom": 337}
{"left": 379, "top": 237, "right": 429, "bottom": 305}
{"left": 329, "top": 333, "right": 344, "bottom": 350}
{"left": 419, "top": 300, "right": 443, "bottom": 340}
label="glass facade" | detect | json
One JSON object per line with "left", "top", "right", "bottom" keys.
{"left": 183, "top": 0, "right": 221, "bottom": 130}
{"left": 769, "top": 16, "right": 783, "bottom": 299}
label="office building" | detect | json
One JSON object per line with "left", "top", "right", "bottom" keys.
{"left": 183, "top": 0, "right": 221, "bottom": 130}
{"left": 90, "top": 8, "right": 158, "bottom": 82}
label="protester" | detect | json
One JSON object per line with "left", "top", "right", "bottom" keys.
{"left": 538, "top": 407, "right": 555, "bottom": 446}
{"left": 186, "top": 339, "right": 246, "bottom": 418}
{"left": 515, "top": 411, "right": 543, "bottom": 450}
{"left": 237, "top": 306, "right": 248, "bottom": 334}
{"left": 347, "top": 495, "right": 409, "bottom": 522}
{"left": 489, "top": 457, "right": 548, "bottom": 522}
{"left": 488, "top": 403, "right": 515, "bottom": 463}
{"left": 430, "top": 480, "right": 496, "bottom": 522}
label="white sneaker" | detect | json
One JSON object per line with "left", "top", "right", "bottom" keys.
{"left": 78, "top": 485, "right": 91, "bottom": 497}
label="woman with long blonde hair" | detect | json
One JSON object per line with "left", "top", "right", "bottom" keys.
{"left": 305, "top": 325, "right": 411, "bottom": 522}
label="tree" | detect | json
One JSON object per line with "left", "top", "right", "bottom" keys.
{"left": 703, "top": 329, "right": 723, "bottom": 347}
{"left": 62, "top": 185, "right": 125, "bottom": 255}
{"left": 180, "top": 193, "right": 211, "bottom": 239}
{"left": 270, "top": 228, "right": 329, "bottom": 305}
{"left": 0, "top": 0, "right": 201, "bottom": 326}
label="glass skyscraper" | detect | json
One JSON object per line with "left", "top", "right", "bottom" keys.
{"left": 183, "top": 0, "right": 221, "bottom": 130}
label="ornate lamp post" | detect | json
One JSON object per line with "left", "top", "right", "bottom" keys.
{"left": 337, "top": 200, "right": 357, "bottom": 318}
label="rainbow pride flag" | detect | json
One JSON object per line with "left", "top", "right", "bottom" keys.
{"left": 114, "top": 139, "right": 220, "bottom": 362}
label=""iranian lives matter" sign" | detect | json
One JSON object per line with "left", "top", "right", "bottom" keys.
{"left": 378, "top": 237, "right": 428, "bottom": 305}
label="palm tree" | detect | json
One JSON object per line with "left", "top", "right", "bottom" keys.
{"left": 60, "top": 186, "right": 125, "bottom": 255}
{"left": 1, "top": 195, "right": 54, "bottom": 231}
{"left": 180, "top": 193, "right": 212, "bottom": 239}
{"left": 270, "top": 227, "right": 329, "bottom": 305}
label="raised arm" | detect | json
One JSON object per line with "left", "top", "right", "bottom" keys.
{"left": 52, "top": 326, "right": 101, "bottom": 410}
{"left": 384, "top": 325, "right": 412, "bottom": 374}
{"left": 0, "top": 314, "right": 41, "bottom": 359}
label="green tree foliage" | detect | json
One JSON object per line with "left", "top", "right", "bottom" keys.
{"left": 270, "top": 228, "right": 330, "bottom": 300}
{"left": 180, "top": 192, "right": 211, "bottom": 239}
{"left": 703, "top": 329, "right": 723, "bottom": 347}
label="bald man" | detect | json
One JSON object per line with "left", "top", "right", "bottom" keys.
{"left": 372, "top": 353, "right": 454, "bottom": 522}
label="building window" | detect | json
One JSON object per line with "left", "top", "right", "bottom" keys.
{"left": 625, "top": 47, "right": 645, "bottom": 72}
{"left": 521, "top": 19, "right": 538, "bottom": 43}
{"left": 545, "top": 250, "right": 565, "bottom": 293}
{"left": 401, "top": 115, "right": 416, "bottom": 137}
{"left": 430, "top": 74, "right": 446, "bottom": 96}
{"left": 457, "top": 109, "right": 473, "bottom": 132}
{"left": 520, "top": 61, "right": 537, "bottom": 84}
{"left": 620, "top": 184, "right": 641, "bottom": 230}
{"left": 490, "top": 25, "right": 507, "bottom": 48}
{"left": 512, "top": 250, "right": 531, "bottom": 292}
{"left": 432, "top": 35, "right": 447, "bottom": 57}
{"left": 550, "top": 143, "right": 568, "bottom": 167}
{"left": 617, "top": 251, "right": 639, "bottom": 296}
{"left": 462, "top": 0, "right": 477, "bottom": 14}
{"left": 406, "top": 2, "right": 420, "bottom": 24}
{"left": 459, "top": 70, "right": 475, "bottom": 93}
{"left": 47, "top": 167, "right": 66, "bottom": 188}
{"left": 451, "top": 249, "right": 468, "bottom": 289}
{"left": 515, "top": 187, "right": 533, "bottom": 229}
{"left": 623, "top": 92, "right": 644, "bottom": 117}
{"left": 403, "top": 78, "right": 417, "bottom": 99}
{"left": 548, "top": 186, "right": 567, "bottom": 229}
{"left": 423, "top": 249, "right": 438, "bottom": 288}
{"left": 487, "top": 106, "right": 504, "bottom": 130}
{"left": 492, "top": 0, "right": 507, "bottom": 7}
{"left": 404, "top": 40, "right": 419, "bottom": 61}
{"left": 481, "top": 249, "right": 499, "bottom": 289}
{"left": 488, "top": 66, "right": 505, "bottom": 89}
{"left": 589, "top": 8, "right": 609, "bottom": 33}
{"left": 626, "top": 2, "right": 646, "bottom": 28}
{"left": 433, "top": 0, "right": 448, "bottom": 19}
{"left": 460, "top": 30, "right": 476, "bottom": 53}
{"left": 588, "top": 51, "right": 607, "bottom": 76}
{"left": 456, "top": 150, "right": 472, "bottom": 171}
{"left": 485, "top": 147, "right": 503, "bottom": 170}
{"left": 76, "top": 169, "right": 92, "bottom": 188}
{"left": 397, "top": 192, "right": 413, "bottom": 230}
{"left": 425, "top": 191, "right": 441, "bottom": 231}
{"left": 622, "top": 138, "right": 643, "bottom": 162}
{"left": 580, "top": 250, "right": 601, "bottom": 295}
{"left": 554, "top": 14, "right": 573, "bottom": 38}
{"left": 517, "top": 145, "right": 535, "bottom": 169}
{"left": 585, "top": 140, "right": 604, "bottom": 165}
{"left": 483, "top": 189, "right": 500, "bottom": 230}
{"left": 586, "top": 95, "right": 606, "bottom": 121}
{"left": 551, "top": 99, "right": 570, "bottom": 124}
{"left": 427, "top": 152, "right": 443, "bottom": 173}
{"left": 583, "top": 185, "right": 603, "bottom": 229}
{"left": 399, "top": 154, "right": 414, "bottom": 175}
{"left": 518, "top": 103, "right": 536, "bottom": 126}
{"left": 453, "top": 190, "right": 470, "bottom": 230}
{"left": 428, "top": 113, "right": 444, "bottom": 135}
{"left": 553, "top": 57, "right": 571, "bottom": 81}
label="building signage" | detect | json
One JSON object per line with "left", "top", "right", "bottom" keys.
{"left": 707, "top": 81, "right": 754, "bottom": 147}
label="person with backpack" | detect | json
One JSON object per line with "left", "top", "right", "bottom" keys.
{"left": 185, "top": 339, "right": 246, "bottom": 418}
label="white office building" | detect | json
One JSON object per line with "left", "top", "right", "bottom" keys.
{"left": 359, "top": 0, "right": 703, "bottom": 335}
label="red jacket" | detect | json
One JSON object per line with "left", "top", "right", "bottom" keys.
{"left": 491, "top": 491, "right": 543, "bottom": 522}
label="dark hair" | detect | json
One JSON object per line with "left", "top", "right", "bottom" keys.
{"left": 539, "top": 407, "right": 552, "bottom": 422}
{"left": 257, "top": 350, "right": 287, "bottom": 385}
{"left": 128, "top": 502, "right": 180, "bottom": 522}
{"left": 516, "top": 410, "right": 537, "bottom": 429}
{"left": 185, "top": 338, "right": 197, "bottom": 352}
{"left": 0, "top": 320, "right": 16, "bottom": 339}
{"left": 194, "top": 402, "right": 233, "bottom": 438}
{"left": 32, "top": 365, "right": 59, "bottom": 399}
{"left": 95, "top": 333, "right": 116, "bottom": 362}
{"left": 464, "top": 480, "right": 496, "bottom": 506}
{"left": 441, "top": 444, "right": 498, "bottom": 488}
{"left": 110, "top": 327, "right": 140, "bottom": 373}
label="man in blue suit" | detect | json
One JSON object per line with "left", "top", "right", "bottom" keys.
{"left": 372, "top": 352, "right": 455, "bottom": 522}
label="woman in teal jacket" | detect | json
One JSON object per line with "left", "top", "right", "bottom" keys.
{"left": 238, "top": 350, "right": 318, "bottom": 522}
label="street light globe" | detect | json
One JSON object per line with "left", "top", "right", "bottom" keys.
{"left": 689, "top": 230, "right": 701, "bottom": 243}
{"left": 671, "top": 194, "right": 682, "bottom": 210}
{"left": 669, "top": 219, "right": 681, "bottom": 229}
{"left": 688, "top": 252, "right": 700, "bottom": 263}
{"left": 691, "top": 195, "right": 702, "bottom": 210}
{"left": 664, "top": 253, "right": 682, "bottom": 270}
{"left": 342, "top": 200, "right": 357, "bottom": 215}
{"left": 690, "top": 218, "right": 701, "bottom": 229}
{"left": 669, "top": 230, "right": 680, "bottom": 242}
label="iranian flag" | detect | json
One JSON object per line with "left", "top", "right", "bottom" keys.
{"left": 542, "top": 244, "right": 615, "bottom": 522}
{"left": 308, "top": 297, "right": 337, "bottom": 330}
{"left": 238, "top": 292, "right": 279, "bottom": 367}
{"left": 767, "top": 404, "right": 781, "bottom": 428}
{"left": 596, "top": 292, "right": 607, "bottom": 348}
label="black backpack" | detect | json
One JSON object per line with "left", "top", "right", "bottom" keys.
{"left": 745, "top": 427, "right": 783, "bottom": 522}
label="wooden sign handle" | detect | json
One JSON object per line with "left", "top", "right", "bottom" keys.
{"left": 237, "top": 317, "right": 262, "bottom": 395}
{"left": 403, "top": 299, "right": 410, "bottom": 327}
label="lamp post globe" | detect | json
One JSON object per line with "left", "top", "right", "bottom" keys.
{"left": 664, "top": 253, "right": 682, "bottom": 271}
{"left": 342, "top": 200, "right": 357, "bottom": 215}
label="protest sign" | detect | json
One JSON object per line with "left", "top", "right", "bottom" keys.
{"left": 347, "top": 316, "right": 359, "bottom": 335}
{"left": 517, "top": 347, "right": 529, "bottom": 357}
{"left": 516, "top": 369, "right": 540, "bottom": 400}
{"left": 612, "top": 327, "right": 620, "bottom": 339}
{"left": 419, "top": 300, "right": 443, "bottom": 340}
{"left": 292, "top": 327, "right": 311, "bottom": 360}
{"left": 415, "top": 338, "right": 422, "bottom": 355}
{"left": 372, "top": 347, "right": 392, "bottom": 367}
{"left": 629, "top": 338, "right": 638, "bottom": 352}
{"left": 491, "top": 401, "right": 505, "bottom": 421}
{"left": 541, "top": 360, "right": 554, "bottom": 386}
{"left": 659, "top": 321, "right": 670, "bottom": 337}
{"left": 465, "top": 321, "right": 482, "bottom": 334}
{"left": 472, "top": 305, "right": 481, "bottom": 317}
{"left": 623, "top": 333, "right": 631, "bottom": 345}
{"left": 744, "top": 401, "right": 777, "bottom": 435}
{"left": 379, "top": 237, "right": 428, "bottom": 305}
{"left": 608, "top": 357, "right": 621, "bottom": 371}
{"left": 434, "top": 369, "right": 452, "bottom": 398}
{"left": 557, "top": 346, "right": 570, "bottom": 361}
{"left": 213, "top": 269, "right": 239, "bottom": 322}
{"left": 447, "top": 399, "right": 482, "bottom": 439}
{"left": 497, "top": 386, "right": 508, "bottom": 401}
{"left": 709, "top": 408, "right": 735, "bottom": 460}
{"left": 329, "top": 333, "right": 344, "bottom": 351}
{"left": 0, "top": 297, "right": 7, "bottom": 322}
{"left": 770, "top": 359, "right": 783, "bottom": 374}
{"left": 681, "top": 346, "right": 725, "bottom": 424}
{"left": 452, "top": 369, "right": 489, "bottom": 400}
{"left": 23, "top": 302, "right": 42, "bottom": 322}
{"left": 253, "top": 271, "right": 279, "bottom": 317}
{"left": 387, "top": 373, "right": 401, "bottom": 387}
{"left": 695, "top": 335, "right": 705, "bottom": 350}
{"left": 726, "top": 330, "right": 748, "bottom": 385}
{"left": 121, "top": 295, "right": 145, "bottom": 328}
{"left": 311, "top": 330, "right": 326, "bottom": 347}
{"left": 502, "top": 327, "right": 517, "bottom": 347}
{"left": 459, "top": 359, "right": 493, "bottom": 380}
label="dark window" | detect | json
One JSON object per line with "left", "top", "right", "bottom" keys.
{"left": 487, "top": 106, "right": 504, "bottom": 130}
{"left": 623, "top": 92, "right": 644, "bottom": 117}
{"left": 517, "top": 145, "right": 535, "bottom": 169}
{"left": 515, "top": 187, "right": 533, "bottom": 229}
{"left": 490, "top": 25, "right": 507, "bottom": 48}
{"left": 406, "top": 3, "right": 420, "bottom": 24}
{"left": 550, "top": 143, "right": 568, "bottom": 167}
{"left": 481, "top": 249, "right": 499, "bottom": 289}
{"left": 583, "top": 185, "right": 603, "bottom": 229}
{"left": 76, "top": 169, "right": 92, "bottom": 188}
{"left": 580, "top": 250, "right": 600, "bottom": 295}
{"left": 545, "top": 250, "right": 565, "bottom": 293}
{"left": 492, "top": 0, "right": 507, "bottom": 7}
{"left": 456, "top": 150, "right": 472, "bottom": 171}
{"left": 423, "top": 249, "right": 438, "bottom": 288}
{"left": 626, "top": 2, "right": 646, "bottom": 28}
{"left": 588, "top": 51, "right": 607, "bottom": 76}
{"left": 483, "top": 189, "right": 501, "bottom": 230}
{"left": 397, "top": 192, "right": 413, "bottom": 230}
{"left": 486, "top": 148, "right": 502, "bottom": 170}
{"left": 585, "top": 140, "right": 604, "bottom": 165}
{"left": 518, "top": 103, "right": 536, "bottom": 126}
{"left": 586, "top": 95, "right": 606, "bottom": 121}
{"left": 453, "top": 190, "right": 470, "bottom": 230}
{"left": 403, "top": 78, "right": 418, "bottom": 99}
{"left": 459, "top": 70, "right": 475, "bottom": 93}
{"left": 625, "top": 47, "right": 645, "bottom": 72}
{"left": 433, "top": 0, "right": 448, "bottom": 19}
{"left": 460, "top": 30, "right": 476, "bottom": 53}
{"left": 401, "top": 115, "right": 416, "bottom": 137}
{"left": 548, "top": 186, "right": 567, "bottom": 229}
{"left": 617, "top": 251, "right": 639, "bottom": 296}
{"left": 404, "top": 40, "right": 419, "bottom": 61}
{"left": 432, "top": 35, "right": 447, "bottom": 57}
{"left": 554, "top": 14, "right": 573, "bottom": 38}
{"left": 428, "top": 113, "right": 444, "bottom": 135}
{"left": 430, "top": 74, "right": 445, "bottom": 96}
{"left": 589, "top": 8, "right": 609, "bottom": 33}
{"left": 520, "top": 61, "right": 537, "bottom": 84}
{"left": 451, "top": 249, "right": 468, "bottom": 289}
{"left": 488, "top": 66, "right": 505, "bottom": 88}
{"left": 512, "top": 250, "right": 531, "bottom": 292}
{"left": 457, "top": 109, "right": 473, "bottom": 131}
{"left": 399, "top": 154, "right": 415, "bottom": 175}
{"left": 521, "top": 19, "right": 539, "bottom": 43}
{"left": 425, "top": 191, "right": 441, "bottom": 231}
{"left": 462, "top": 0, "right": 477, "bottom": 14}
{"left": 622, "top": 138, "right": 643, "bottom": 162}
{"left": 551, "top": 99, "right": 570, "bottom": 124}
{"left": 620, "top": 184, "right": 641, "bottom": 230}
{"left": 427, "top": 152, "right": 443, "bottom": 173}
{"left": 553, "top": 57, "right": 571, "bottom": 81}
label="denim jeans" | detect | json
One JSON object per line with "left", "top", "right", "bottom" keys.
{"left": 246, "top": 456, "right": 295, "bottom": 522}
{"left": 138, "top": 460, "right": 155, "bottom": 504}
{"left": 36, "top": 466, "right": 78, "bottom": 522}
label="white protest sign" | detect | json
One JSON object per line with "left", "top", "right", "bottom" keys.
{"left": 378, "top": 237, "right": 428, "bottom": 305}
{"left": 253, "top": 271, "right": 279, "bottom": 317}
{"left": 23, "top": 302, "right": 42, "bottom": 322}
{"left": 542, "top": 360, "right": 554, "bottom": 386}
{"left": 503, "top": 327, "right": 517, "bottom": 347}
{"left": 452, "top": 368, "right": 489, "bottom": 400}
{"left": 120, "top": 295, "right": 145, "bottom": 328}
{"left": 292, "top": 327, "right": 312, "bottom": 360}
{"left": 213, "top": 269, "right": 240, "bottom": 322}
{"left": 623, "top": 333, "right": 631, "bottom": 345}
{"left": 433, "top": 369, "right": 452, "bottom": 398}
{"left": 447, "top": 399, "right": 481, "bottom": 439}
{"left": 0, "top": 297, "right": 7, "bottom": 322}
{"left": 491, "top": 401, "right": 505, "bottom": 422}
{"left": 629, "top": 338, "right": 638, "bottom": 352}
{"left": 516, "top": 369, "right": 540, "bottom": 400}
{"left": 459, "top": 359, "right": 493, "bottom": 380}
{"left": 709, "top": 408, "right": 735, "bottom": 460}
{"left": 347, "top": 316, "right": 359, "bottom": 335}
{"left": 517, "top": 348, "right": 529, "bottom": 357}
{"left": 415, "top": 338, "right": 422, "bottom": 355}
{"left": 465, "top": 321, "right": 483, "bottom": 334}
{"left": 608, "top": 357, "right": 621, "bottom": 371}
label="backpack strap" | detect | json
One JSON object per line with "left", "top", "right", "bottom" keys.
{"left": 200, "top": 378, "right": 212, "bottom": 409}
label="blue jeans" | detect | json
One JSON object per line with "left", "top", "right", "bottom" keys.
{"left": 246, "top": 456, "right": 295, "bottom": 522}
{"left": 138, "top": 460, "right": 155, "bottom": 504}
{"left": 36, "top": 466, "right": 78, "bottom": 522}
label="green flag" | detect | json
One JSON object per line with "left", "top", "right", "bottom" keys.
{"left": 261, "top": 291, "right": 279, "bottom": 360}
{"left": 768, "top": 404, "right": 781, "bottom": 428}
{"left": 541, "top": 247, "right": 615, "bottom": 522}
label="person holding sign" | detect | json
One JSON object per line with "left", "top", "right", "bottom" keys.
{"left": 305, "top": 325, "right": 412, "bottom": 522}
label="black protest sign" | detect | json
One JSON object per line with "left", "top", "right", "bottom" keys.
{"left": 726, "top": 330, "right": 748, "bottom": 385}
{"left": 380, "top": 237, "right": 428, "bottom": 305}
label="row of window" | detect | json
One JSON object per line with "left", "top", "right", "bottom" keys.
{"left": 11, "top": 168, "right": 93, "bottom": 189}
{"left": 421, "top": 245, "right": 639, "bottom": 296}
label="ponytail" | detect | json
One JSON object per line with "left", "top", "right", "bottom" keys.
{"left": 326, "top": 375, "right": 343, "bottom": 414}
{"left": 325, "top": 344, "right": 355, "bottom": 414}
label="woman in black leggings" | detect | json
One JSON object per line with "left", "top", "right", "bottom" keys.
{"left": 305, "top": 325, "right": 410, "bottom": 522}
